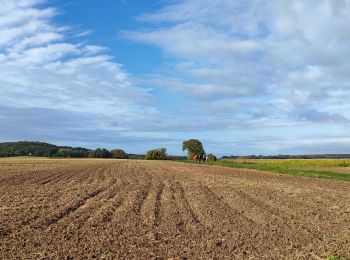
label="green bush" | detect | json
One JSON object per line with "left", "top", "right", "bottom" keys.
{"left": 111, "top": 149, "right": 127, "bottom": 159}
{"left": 208, "top": 154, "right": 217, "bottom": 161}
{"left": 145, "top": 148, "right": 167, "bottom": 160}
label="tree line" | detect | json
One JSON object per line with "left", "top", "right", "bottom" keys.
{"left": 0, "top": 141, "right": 89, "bottom": 158}
{"left": 0, "top": 142, "right": 128, "bottom": 159}
{"left": 0, "top": 140, "right": 217, "bottom": 161}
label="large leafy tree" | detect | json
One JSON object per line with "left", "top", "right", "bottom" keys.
{"left": 182, "top": 139, "right": 205, "bottom": 159}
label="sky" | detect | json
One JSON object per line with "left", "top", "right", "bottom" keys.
{"left": 1, "top": 0, "right": 350, "bottom": 156}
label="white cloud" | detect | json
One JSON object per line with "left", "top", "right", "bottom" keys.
{"left": 2, "top": 0, "right": 350, "bottom": 155}
{"left": 123, "top": 23, "right": 261, "bottom": 62}
{"left": 0, "top": 0, "right": 159, "bottom": 149}
{"left": 126, "top": 0, "right": 350, "bottom": 121}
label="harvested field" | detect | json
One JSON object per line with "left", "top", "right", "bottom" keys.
{"left": 1, "top": 158, "right": 350, "bottom": 259}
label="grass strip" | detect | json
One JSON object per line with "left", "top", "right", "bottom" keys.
{"left": 179, "top": 160, "right": 350, "bottom": 182}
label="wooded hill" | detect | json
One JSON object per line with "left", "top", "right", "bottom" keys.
{"left": 0, "top": 141, "right": 90, "bottom": 158}
{"left": 0, "top": 141, "right": 186, "bottom": 160}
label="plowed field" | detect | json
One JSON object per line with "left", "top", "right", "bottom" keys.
{"left": 1, "top": 158, "right": 350, "bottom": 259}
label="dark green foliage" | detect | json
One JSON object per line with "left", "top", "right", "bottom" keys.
{"left": 57, "top": 148, "right": 90, "bottom": 158}
{"left": 145, "top": 148, "right": 167, "bottom": 160}
{"left": 0, "top": 141, "right": 90, "bottom": 158}
{"left": 207, "top": 153, "right": 217, "bottom": 161}
{"left": 0, "top": 141, "right": 143, "bottom": 159}
{"left": 167, "top": 155, "right": 187, "bottom": 160}
{"left": 182, "top": 139, "right": 205, "bottom": 159}
{"left": 111, "top": 149, "right": 127, "bottom": 159}
{"left": 88, "top": 148, "right": 112, "bottom": 158}
{"left": 0, "top": 141, "right": 58, "bottom": 157}
{"left": 127, "top": 154, "right": 146, "bottom": 159}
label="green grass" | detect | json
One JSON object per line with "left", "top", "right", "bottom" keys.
{"left": 100, "top": 251, "right": 112, "bottom": 259}
{"left": 181, "top": 159, "right": 350, "bottom": 182}
{"left": 236, "top": 159, "right": 350, "bottom": 167}
{"left": 326, "top": 255, "right": 345, "bottom": 260}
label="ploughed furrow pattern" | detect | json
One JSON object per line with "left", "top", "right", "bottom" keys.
{"left": 175, "top": 182, "right": 201, "bottom": 225}
{"left": 154, "top": 182, "right": 164, "bottom": 227}
{"left": 140, "top": 181, "right": 164, "bottom": 229}
{"left": 131, "top": 180, "right": 153, "bottom": 216}
{"left": 1, "top": 158, "right": 350, "bottom": 259}
{"left": 38, "top": 187, "right": 105, "bottom": 227}
{"left": 151, "top": 179, "right": 187, "bottom": 238}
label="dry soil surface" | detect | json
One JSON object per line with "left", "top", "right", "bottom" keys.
{"left": 1, "top": 158, "right": 350, "bottom": 259}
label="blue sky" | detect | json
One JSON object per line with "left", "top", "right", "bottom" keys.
{"left": 1, "top": 0, "right": 350, "bottom": 156}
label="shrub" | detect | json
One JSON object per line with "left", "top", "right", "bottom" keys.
{"left": 111, "top": 149, "right": 127, "bottom": 159}
{"left": 145, "top": 148, "right": 167, "bottom": 160}
{"left": 208, "top": 154, "right": 217, "bottom": 161}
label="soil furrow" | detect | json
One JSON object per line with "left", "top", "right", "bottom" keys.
{"left": 1, "top": 159, "right": 350, "bottom": 259}
{"left": 39, "top": 187, "right": 105, "bottom": 227}
{"left": 154, "top": 182, "right": 164, "bottom": 227}
{"left": 174, "top": 181, "right": 202, "bottom": 225}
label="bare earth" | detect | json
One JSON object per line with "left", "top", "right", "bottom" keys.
{"left": 1, "top": 158, "right": 349, "bottom": 259}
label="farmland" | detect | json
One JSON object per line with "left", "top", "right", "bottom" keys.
{"left": 1, "top": 158, "right": 350, "bottom": 259}
{"left": 208, "top": 159, "right": 350, "bottom": 182}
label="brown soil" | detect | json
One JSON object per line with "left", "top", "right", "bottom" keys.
{"left": 1, "top": 158, "right": 349, "bottom": 259}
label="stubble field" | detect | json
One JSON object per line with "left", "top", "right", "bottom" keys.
{"left": 1, "top": 158, "right": 349, "bottom": 259}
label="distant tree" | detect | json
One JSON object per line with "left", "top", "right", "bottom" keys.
{"left": 89, "top": 148, "right": 112, "bottom": 158}
{"left": 88, "top": 150, "right": 96, "bottom": 158}
{"left": 58, "top": 148, "right": 72, "bottom": 157}
{"left": 101, "top": 149, "right": 112, "bottom": 158}
{"left": 14, "top": 149, "right": 25, "bottom": 156}
{"left": 111, "top": 149, "right": 127, "bottom": 159}
{"left": 207, "top": 153, "right": 217, "bottom": 161}
{"left": 57, "top": 148, "right": 89, "bottom": 158}
{"left": 0, "top": 141, "right": 93, "bottom": 158}
{"left": 182, "top": 139, "right": 205, "bottom": 160}
{"left": 127, "top": 154, "right": 145, "bottom": 159}
{"left": 33, "top": 149, "right": 46, "bottom": 157}
{"left": 145, "top": 148, "right": 167, "bottom": 160}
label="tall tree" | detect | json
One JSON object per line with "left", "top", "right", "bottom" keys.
{"left": 182, "top": 139, "right": 205, "bottom": 160}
